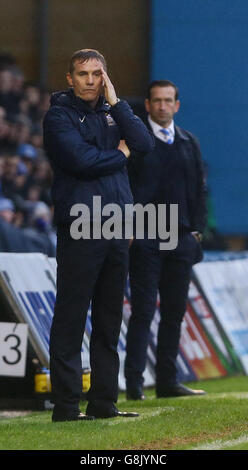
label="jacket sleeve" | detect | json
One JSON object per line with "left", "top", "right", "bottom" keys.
{"left": 191, "top": 135, "right": 208, "bottom": 233}
{"left": 109, "top": 100, "right": 155, "bottom": 153}
{"left": 43, "top": 107, "right": 127, "bottom": 178}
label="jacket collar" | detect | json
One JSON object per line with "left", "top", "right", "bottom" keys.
{"left": 70, "top": 89, "right": 109, "bottom": 113}
{"left": 145, "top": 116, "right": 189, "bottom": 141}
{"left": 50, "top": 88, "right": 109, "bottom": 114}
{"left": 175, "top": 125, "right": 189, "bottom": 141}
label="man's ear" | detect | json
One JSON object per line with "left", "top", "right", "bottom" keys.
{"left": 144, "top": 98, "right": 150, "bottom": 114}
{"left": 175, "top": 100, "right": 180, "bottom": 114}
{"left": 66, "top": 73, "right": 73, "bottom": 87}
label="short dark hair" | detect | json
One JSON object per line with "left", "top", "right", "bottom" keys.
{"left": 68, "top": 49, "right": 107, "bottom": 74}
{"left": 147, "top": 80, "right": 179, "bottom": 101}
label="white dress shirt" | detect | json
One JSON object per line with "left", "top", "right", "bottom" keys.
{"left": 148, "top": 115, "right": 175, "bottom": 144}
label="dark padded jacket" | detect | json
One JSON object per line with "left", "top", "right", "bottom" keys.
{"left": 43, "top": 89, "right": 154, "bottom": 225}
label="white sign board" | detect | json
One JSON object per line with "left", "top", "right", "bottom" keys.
{"left": 0, "top": 322, "right": 28, "bottom": 376}
{"left": 0, "top": 253, "right": 91, "bottom": 370}
{"left": 194, "top": 259, "right": 248, "bottom": 373}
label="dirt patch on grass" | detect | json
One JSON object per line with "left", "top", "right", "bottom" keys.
{"left": 125, "top": 428, "right": 240, "bottom": 450}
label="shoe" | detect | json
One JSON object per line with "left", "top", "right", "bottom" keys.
{"left": 86, "top": 401, "right": 139, "bottom": 419}
{"left": 52, "top": 407, "right": 95, "bottom": 422}
{"left": 156, "top": 383, "right": 206, "bottom": 398}
{"left": 126, "top": 387, "right": 146, "bottom": 401}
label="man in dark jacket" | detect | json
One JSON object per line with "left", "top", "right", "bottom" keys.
{"left": 43, "top": 49, "right": 154, "bottom": 421}
{"left": 124, "top": 80, "right": 207, "bottom": 400}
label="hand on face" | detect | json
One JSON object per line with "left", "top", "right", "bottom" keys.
{"left": 101, "top": 68, "right": 118, "bottom": 106}
{"left": 67, "top": 60, "right": 119, "bottom": 108}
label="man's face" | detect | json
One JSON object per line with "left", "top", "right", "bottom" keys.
{"left": 66, "top": 58, "right": 104, "bottom": 107}
{"left": 145, "top": 86, "right": 180, "bottom": 127}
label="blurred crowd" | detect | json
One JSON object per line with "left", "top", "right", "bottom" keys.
{"left": 0, "top": 54, "right": 56, "bottom": 256}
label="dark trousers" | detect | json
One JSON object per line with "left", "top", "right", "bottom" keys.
{"left": 50, "top": 225, "right": 129, "bottom": 412}
{"left": 124, "top": 232, "right": 202, "bottom": 393}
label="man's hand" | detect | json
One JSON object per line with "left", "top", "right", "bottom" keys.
{"left": 118, "top": 140, "right": 130, "bottom": 159}
{"left": 101, "top": 67, "right": 118, "bottom": 106}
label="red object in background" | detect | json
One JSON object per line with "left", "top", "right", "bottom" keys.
{"left": 179, "top": 303, "right": 227, "bottom": 380}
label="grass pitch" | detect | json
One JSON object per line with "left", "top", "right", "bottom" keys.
{"left": 0, "top": 376, "right": 248, "bottom": 451}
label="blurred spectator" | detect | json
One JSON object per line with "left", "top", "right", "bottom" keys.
{"left": 14, "top": 115, "right": 32, "bottom": 145}
{"left": 0, "top": 106, "right": 12, "bottom": 151}
{"left": 17, "top": 144, "right": 52, "bottom": 206}
{"left": 22, "top": 83, "right": 41, "bottom": 122}
{"left": 17, "top": 142, "right": 37, "bottom": 176}
{"left": 0, "top": 214, "right": 30, "bottom": 253}
{"left": 32, "top": 157, "right": 52, "bottom": 206}
{"left": 23, "top": 201, "right": 56, "bottom": 256}
{"left": 0, "top": 68, "right": 21, "bottom": 118}
{"left": 0, "top": 195, "right": 56, "bottom": 255}
{"left": 1, "top": 151, "right": 21, "bottom": 199}
{"left": 0, "top": 54, "right": 55, "bottom": 254}
{"left": 11, "top": 66, "right": 25, "bottom": 97}
{"left": 0, "top": 106, "right": 6, "bottom": 121}
{"left": 30, "top": 129, "right": 43, "bottom": 149}
{"left": 0, "top": 197, "right": 15, "bottom": 224}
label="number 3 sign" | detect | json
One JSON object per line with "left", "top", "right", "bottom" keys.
{"left": 0, "top": 323, "right": 28, "bottom": 377}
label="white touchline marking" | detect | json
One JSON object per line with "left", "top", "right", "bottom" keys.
{"left": 117, "top": 395, "right": 155, "bottom": 404}
{"left": 198, "top": 392, "right": 248, "bottom": 400}
{"left": 192, "top": 434, "right": 248, "bottom": 450}
{"left": 118, "top": 391, "right": 248, "bottom": 403}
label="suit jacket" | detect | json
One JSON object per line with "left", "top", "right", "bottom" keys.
{"left": 127, "top": 120, "right": 207, "bottom": 234}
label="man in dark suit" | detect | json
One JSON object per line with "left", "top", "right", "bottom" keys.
{"left": 124, "top": 80, "right": 207, "bottom": 400}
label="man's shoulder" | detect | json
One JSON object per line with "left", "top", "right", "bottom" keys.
{"left": 44, "top": 90, "right": 76, "bottom": 117}
{"left": 175, "top": 125, "right": 201, "bottom": 147}
{"left": 43, "top": 102, "right": 76, "bottom": 127}
{"left": 175, "top": 125, "right": 193, "bottom": 139}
